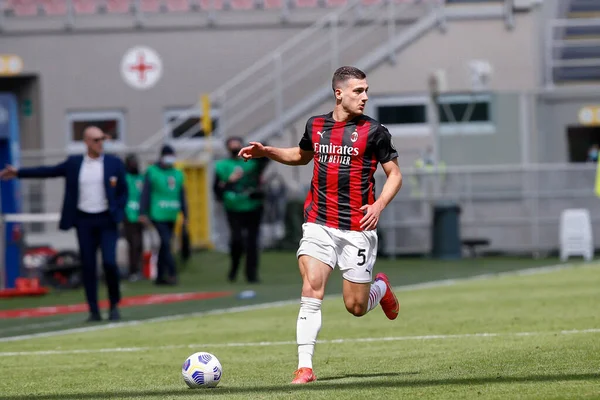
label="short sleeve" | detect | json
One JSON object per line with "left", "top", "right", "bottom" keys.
{"left": 374, "top": 124, "right": 398, "bottom": 163}
{"left": 298, "top": 120, "right": 314, "bottom": 151}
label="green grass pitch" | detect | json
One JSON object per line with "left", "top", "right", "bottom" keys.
{"left": 0, "top": 259, "right": 598, "bottom": 399}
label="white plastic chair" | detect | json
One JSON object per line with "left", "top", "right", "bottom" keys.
{"left": 559, "top": 209, "right": 593, "bottom": 262}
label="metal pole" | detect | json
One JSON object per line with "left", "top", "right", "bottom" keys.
{"left": 429, "top": 92, "right": 441, "bottom": 169}
{"left": 504, "top": 0, "right": 515, "bottom": 30}
{"left": 330, "top": 14, "right": 339, "bottom": 72}
{"left": 436, "top": 0, "right": 447, "bottom": 33}
{"left": 280, "top": 0, "right": 290, "bottom": 23}
{"left": 274, "top": 54, "right": 284, "bottom": 136}
{"left": 545, "top": 24, "right": 555, "bottom": 89}
{"left": 133, "top": 0, "right": 143, "bottom": 28}
{"left": 66, "top": 0, "right": 75, "bottom": 30}
{"left": 0, "top": 0, "right": 5, "bottom": 32}
{"left": 519, "top": 92, "right": 530, "bottom": 166}
{"left": 387, "top": 0, "right": 396, "bottom": 64}
{"left": 531, "top": 166, "right": 540, "bottom": 257}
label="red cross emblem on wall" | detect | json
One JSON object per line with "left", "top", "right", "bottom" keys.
{"left": 121, "top": 46, "right": 163, "bottom": 90}
{"left": 129, "top": 52, "right": 155, "bottom": 83}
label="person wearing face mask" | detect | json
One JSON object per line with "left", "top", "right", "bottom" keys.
{"left": 213, "top": 136, "right": 269, "bottom": 283}
{"left": 123, "top": 153, "right": 145, "bottom": 282}
{"left": 139, "top": 145, "right": 188, "bottom": 285}
{"left": 587, "top": 144, "right": 599, "bottom": 163}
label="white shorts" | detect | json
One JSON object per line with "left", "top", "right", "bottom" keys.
{"left": 296, "top": 222, "right": 378, "bottom": 284}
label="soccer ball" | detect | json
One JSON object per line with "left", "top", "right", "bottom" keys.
{"left": 181, "top": 352, "right": 222, "bottom": 388}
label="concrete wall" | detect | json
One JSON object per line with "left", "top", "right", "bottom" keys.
{"left": 0, "top": 6, "right": 541, "bottom": 150}
{"left": 2, "top": 28, "right": 305, "bottom": 150}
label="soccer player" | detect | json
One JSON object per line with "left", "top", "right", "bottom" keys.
{"left": 238, "top": 66, "right": 403, "bottom": 384}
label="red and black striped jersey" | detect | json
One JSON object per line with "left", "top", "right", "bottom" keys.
{"left": 298, "top": 112, "right": 398, "bottom": 231}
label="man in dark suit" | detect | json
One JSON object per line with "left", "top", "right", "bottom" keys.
{"left": 0, "top": 126, "right": 128, "bottom": 322}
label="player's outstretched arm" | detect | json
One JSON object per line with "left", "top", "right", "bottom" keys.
{"left": 360, "top": 159, "right": 402, "bottom": 230}
{"left": 238, "top": 142, "right": 313, "bottom": 166}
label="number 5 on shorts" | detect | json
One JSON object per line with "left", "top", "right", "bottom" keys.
{"left": 357, "top": 249, "right": 366, "bottom": 266}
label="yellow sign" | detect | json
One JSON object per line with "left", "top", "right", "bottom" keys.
{"left": 578, "top": 106, "right": 600, "bottom": 126}
{"left": 595, "top": 161, "right": 600, "bottom": 198}
{"left": 201, "top": 94, "right": 212, "bottom": 136}
{"left": 0, "top": 55, "right": 23, "bottom": 76}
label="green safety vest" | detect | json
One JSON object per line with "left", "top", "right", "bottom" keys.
{"left": 215, "top": 158, "right": 264, "bottom": 212}
{"left": 146, "top": 164, "right": 184, "bottom": 222}
{"left": 125, "top": 173, "right": 144, "bottom": 222}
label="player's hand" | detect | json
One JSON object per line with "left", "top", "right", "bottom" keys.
{"left": 360, "top": 201, "right": 384, "bottom": 231}
{"left": 238, "top": 142, "right": 267, "bottom": 161}
{"left": 138, "top": 215, "right": 151, "bottom": 226}
{"left": 0, "top": 165, "right": 18, "bottom": 180}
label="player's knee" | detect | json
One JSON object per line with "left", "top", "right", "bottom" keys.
{"left": 345, "top": 301, "right": 367, "bottom": 317}
{"left": 301, "top": 272, "right": 326, "bottom": 298}
{"left": 302, "top": 279, "right": 324, "bottom": 299}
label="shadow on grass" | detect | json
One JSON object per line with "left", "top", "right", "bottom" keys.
{"left": 317, "top": 371, "right": 420, "bottom": 381}
{"left": 5, "top": 372, "right": 599, "bottom": 399}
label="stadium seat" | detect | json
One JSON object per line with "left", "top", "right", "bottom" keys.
{"left": 230, "top": 0, "right": 254, "bottom": 10}
{"left": 262, "top": 0, "right": 283, "bottom": 9}
{"left": 325, "top": 0, "right": 346, "bottom": 7}
{"left": 361, "top": 0, "right": 382, "bottom": 6}
{"left": 166, "top": 0, "right": 190, "bottom": 12}
{"left": 446, "top": 0, "right": 502, "bottom": 3}
{"left": 199, "top": 0, "right": 224, "bottom": 10}
{"left": 41, "top": 0, "right": 67, "bottom": 15}
{"left": 139, "top": 0, "right": 161, "bottom": 12}
{"left": 292, "top": 0, "right": 318, "bottom": 8}
{"left": 106, "top": 0, "right": 132, "bottom": 13}
{"left": 9, "top": 0, "right": 39, "bottom": 16}
{"left": 73, "top": 0, "right": 97, "bottom": 14}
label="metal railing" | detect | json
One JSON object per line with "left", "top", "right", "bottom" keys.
{"left": 9, "top": 161, "right": 598, "bottom": 258}
{"left": 379, "top": 162, "right": 600, "bottom": 255}
{"left": 138, "top": 0, "right": 442, "bottom": 158}
{"left": 143, "top": 0, "right": 514, "bottom": 158}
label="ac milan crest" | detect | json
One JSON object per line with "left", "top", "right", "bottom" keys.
{"left": 350, "top": 131, "right": 358, "bottom": 143}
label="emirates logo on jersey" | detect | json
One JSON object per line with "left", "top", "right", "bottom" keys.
{"left": 351, "top": 131, "right": 358, "bottom": 143}
{"left": 313, "top": 143, "right": 358, "bottom": 166}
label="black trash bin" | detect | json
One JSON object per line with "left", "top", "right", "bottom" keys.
{"left": 431, "top": 202, "right": 462, "bottom": 260}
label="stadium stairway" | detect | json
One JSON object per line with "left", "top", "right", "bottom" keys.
{"left": 139, "top": 0, "right": 519, "bottom": 153}
{"left": 551, "top": 0, "right": 600, "bottom": 84}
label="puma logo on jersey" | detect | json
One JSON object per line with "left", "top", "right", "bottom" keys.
{"left": 317, "top": 131, "right": 325, "bottom": 138}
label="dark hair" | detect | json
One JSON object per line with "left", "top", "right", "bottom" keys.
{"left": 332, "top": 66, "right": 366, "bottom": 93}
{"left": 125, "top": 153, "right": 138, "bottom": 165}
{"left": 226, "top": 136, "right": 243, "bottom": 147}
{"left": 160, "top": 144, "right": 175, "bottom": 156}
{"left": 124, "top": 153, "right": 139, "bottom": 174}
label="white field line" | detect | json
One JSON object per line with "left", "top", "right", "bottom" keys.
{"left": 0, "top": 328, "right": 599, "bottom": 357}
{"left": 0, "top": 262, "right": 590, "bottom": 342}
